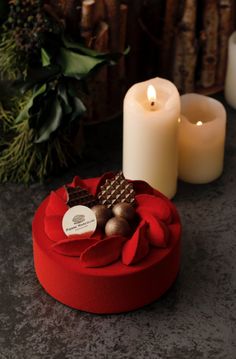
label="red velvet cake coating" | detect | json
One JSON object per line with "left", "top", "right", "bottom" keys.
{"left": 32, "top": 173, "right": 181, "bottom": 313}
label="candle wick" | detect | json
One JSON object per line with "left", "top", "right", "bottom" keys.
{"left": 151, "top": 101, "right": 155, "bottom": 106}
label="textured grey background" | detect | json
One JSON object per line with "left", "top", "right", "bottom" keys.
{"left": 0, "top": 94, "right": 235, "bottom": 359}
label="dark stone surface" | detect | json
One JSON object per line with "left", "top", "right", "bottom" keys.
{"left": 0, "top": 94, "right": 235, "bottom": 359}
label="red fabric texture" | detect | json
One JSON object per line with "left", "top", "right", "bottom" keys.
{"left": 32, "top": 173, "right": 181, "bottom": 313}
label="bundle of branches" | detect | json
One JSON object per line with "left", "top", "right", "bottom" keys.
{"left": 44, "top": 0, "right": 129, "bottom": 122}
{"left": 161, "top": 0, "right": 234, "bottom": 93}
{"left": 0, "top": 0, "right": 126, "bottom": 183}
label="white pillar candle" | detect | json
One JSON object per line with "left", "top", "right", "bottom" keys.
{"left": 123, "top": 77, "right": 180, "bottom": 199}
{"left": 225, "top": 31, "right": 236, "bottom": 109}
{"left": 178, "top": 94, "right": 226, "bottom": 184}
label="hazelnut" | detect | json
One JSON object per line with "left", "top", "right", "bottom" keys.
{"left": 112, "top": 202, "right": 136, "bottom": 221}
{"left": 91, "top": 205, "right": 112, "bottom": 228}
{"left": 105, "top": 217, "right": 131, "bottom": 237}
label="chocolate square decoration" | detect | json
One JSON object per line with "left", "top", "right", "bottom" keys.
{"left": 97, "top": 172, "right": 136, "bottom": 208}
{"left": 65, "top": 186, "right": 97, "bottom": 208}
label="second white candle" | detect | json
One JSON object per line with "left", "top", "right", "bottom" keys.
{"left": 178, "top": 94, "right": 226, "bottom": 184}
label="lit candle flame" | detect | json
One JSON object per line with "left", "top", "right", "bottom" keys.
{"left": 147, "top": 85, "right": 157, "bottom": 107}
{"left": 196, "top": 121, "right": 203, "bottom": 126}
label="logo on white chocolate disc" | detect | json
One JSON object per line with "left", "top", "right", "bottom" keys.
{"left": 62, "top": 205, "right": 97, "bottom": 237}
{"left": 72, "top": 214, "right": 85, "bottom": 224}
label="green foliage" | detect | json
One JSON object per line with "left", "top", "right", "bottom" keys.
{"left": 0, "top": 31, "right": 26, "bottom": 80}
{"left": 58, "top": 47, "right": 105, "bottom": 80}
{"left": 62, "top": 35, "right": 129, "bottom": 63}
{"left": 0, "top": 0, "right": 9, "bottom": 23}
{"left": 41, "top": 48, "right": 51, "bottom": 66}
{"left": 0, "top": 93, "right": 78, "bottom": 183}
{"left": 0, "top": 2, "right": 126, "bottom": 183}
{"left": 7, "top": 0, "right": 55, "bottom": 57}
{"left": 31, "top": 84, "right": 85, "bottom": 143}
{"left": 35, "top": 96, "right": 62, "bottom": 143}
{"left": 4, "top": 37, "right": 115, "bottom": 149}
{"left": 15, "top": 85, "right": 46, "bottom": 124}
{"left": 62, "top": 35, "right": 108, "bottom": 58}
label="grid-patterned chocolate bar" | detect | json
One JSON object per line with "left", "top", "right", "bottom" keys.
{"left": 65, "top": 186, "right": 97, "bottom": 208}
{"left": 97, "top": 172, "right": 136, "bottom": 208}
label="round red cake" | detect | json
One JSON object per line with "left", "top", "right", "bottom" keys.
{"left": 32, "top": 172, "right": 181, "bottom": 314}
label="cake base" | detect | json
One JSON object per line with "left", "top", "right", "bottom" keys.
{"left": 32, "top": 190, "right": 180, "bottom": 314}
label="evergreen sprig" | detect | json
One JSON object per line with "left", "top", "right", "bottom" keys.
{"left": 0, "top": 2, "right": 126, "bottom": 183}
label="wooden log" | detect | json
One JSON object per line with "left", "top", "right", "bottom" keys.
{"left": 104, "top": 0, "right": 121, "bottom": 115}
{"left": 172, "top": 34, "right": 184, "bottom": 92}
{"left": 44, "top": 0, "right": 73, "bottom": 18}
{"left": 46, "top": 0, "right": 81, "bottom": 34}
{"left": 43, "top": 3, "right": 66, "bottom": 28}
{"left": 161, "top": 0, "right": 180, "bottom": 78}
{"left": 234, "top": 0, "right": 236, "bottom": 28}
{"left": 93, "top": 20, "right": 109, "bottom": 51}
{"left": 44, "top": 0, "right": 79, "bottom": 30}
{"left": 118, "top": 4, "right": 128, "bottom": 81}
{"left": 60, "top": 0, "right": 78, "bottom": 20}
{"left": 91, "top": 21, "right": 109, "bottom": 122}
{"left": 94, "top": 0, "right": 106, "bottom": 25}
{"left": 182, "top": 0, "right": 197, "bottom": 92}
{"left": 172, "top": 0, "right": 197, "bottom": 93}
{"left": 172, "top": 0, "right": 186, "bottom": 90}
{"left": 123, "top": 0, "right": 143, "bottom": 85}
{"left": 216, "top": 0, "right": 233, "bottom": 85}
{"left": 81, "top": 0, "right": 96, "bottom": 47}
{"left": 104, "top": 0, "right": 120, "bottom": 52}
{"left": 200, "top": 0, "right": 219, "bottom": 88}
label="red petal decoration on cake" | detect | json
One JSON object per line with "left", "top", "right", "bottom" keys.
{"left": 122, "top": 222, "right": 149, "bottom": 266}
{"left": 136, "top": 194, "right": 172, "bottom": 224}
{"left": 90, "top": 228, "right": 104, "bottom": 241}
{"left": 45, "top": 191, "right": 68, "bottom": 217}
{"left": 60, "top": 187, "right": 67, "bottom": 202}
{"left": 80, "top": 235, "right": 127, "bottom": 268}
{"left": 169, "top": 222, "right": 181, "bottom": 242}
{"left": 82, "top": 178, "right": 98, "bottom": 196}
{"left": 145, "top": 215, "right": 169, "bottom": 248}
{"left": 70, "top": 176, "right": 86, "bottom": 189}
{"left": 43, "top": 174, "right": 179, "bottom": 267}
{"left": 131, "top": 180, "right": 154, "bottom": 195}
{"left": 52, "top": 237, "right": 99, "bottom": 256}
{"left": 168, "top": 203, "right": 180, "bottom": 224}
{"left": 44, "top": 216, "right": 66, "bottom": 242}
{"left": 70, "top": 173, "right": 114, "bottom": 196}
{"left": 152, "top": 188, "right": 170, "bottom": 200}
